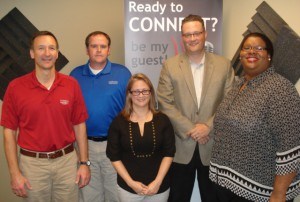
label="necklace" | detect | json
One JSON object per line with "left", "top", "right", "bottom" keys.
{"left": 128, "top": 121, "right": 156, "bottom": 158}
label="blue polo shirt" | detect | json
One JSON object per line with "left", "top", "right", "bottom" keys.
{"left": 70, "top": 60, "right": 131, "bottom": 137}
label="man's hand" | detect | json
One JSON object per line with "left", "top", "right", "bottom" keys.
{"left": 11, "top": 172, "right": 32, "bottom": 198}
{"left": 76, "top": 165, "right": 91, "bottom": 188}
{"left": 187, "top": 123, "right": 211, "bottom": 144}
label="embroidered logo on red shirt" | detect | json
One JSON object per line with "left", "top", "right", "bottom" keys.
{"left": 60, "top": 99, "right": 69, "bottom": 105}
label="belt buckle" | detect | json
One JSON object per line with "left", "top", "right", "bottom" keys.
{"left": 46, "top": 151, "right": 58, "bottom": 159}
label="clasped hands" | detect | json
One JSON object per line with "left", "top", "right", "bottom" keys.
{"left": 130, "top": 180, "right": 161, "bottom": 196}
{"left": 187, "top": 123, "right": 210, "bottom": 144}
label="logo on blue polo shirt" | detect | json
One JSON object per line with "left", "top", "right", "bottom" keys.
{"left": 108, "top": 81, "right": 118, "bottom": 85}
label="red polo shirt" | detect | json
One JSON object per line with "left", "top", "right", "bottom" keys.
{"left": 1, "top": 71, "right": 88, "bottom": 152}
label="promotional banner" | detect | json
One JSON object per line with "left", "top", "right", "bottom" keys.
{"left": 124, "top": 0, "right": 223, "bottom": 87}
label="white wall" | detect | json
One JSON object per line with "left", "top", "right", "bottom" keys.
{"left": 0, "top": 0, "right": 299, "bottom": 201}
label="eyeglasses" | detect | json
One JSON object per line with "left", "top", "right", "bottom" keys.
{"left": 130, "top": 90, "right": 151, "bottom": 96}
{"left": 241, "top": 46, "right": 267, "bottom": 52}
{"left": 182, "top": 31, "right": 203, "bottom": 39}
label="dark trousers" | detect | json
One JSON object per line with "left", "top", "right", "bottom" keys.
{"left": 214, "top": 183, "right": 253, "bottom": 202}
{"left": 214, "top": 182, "right": 294, "bottom": 202}
{"left": 168, "top": 146, "right": 216, "bottom": 202}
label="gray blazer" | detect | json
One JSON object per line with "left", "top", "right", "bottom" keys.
{"left": 157, "top": 52, "right": 234, "bottom": 165}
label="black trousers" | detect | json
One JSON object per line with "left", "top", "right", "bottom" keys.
{"left": 168, "top": 146, "right": 216, "bottom": 202}
{"left": 214, "top": 183, "right": 253, "bottom": 202}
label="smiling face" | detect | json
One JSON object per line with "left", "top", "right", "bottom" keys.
{"left": 86, "top": 34, "right": 110, "bottom": 69}
{"left": 240, "top": 36, "right": 271, "bottom": 80}
{"left": 30, "top": 35, "right": 59, "bottom": 71}
{"left": 130, "top": 80, "right": 151, "bottom": 110}
{"left": 182, "top": 21, "right": 207, "bottom": 57}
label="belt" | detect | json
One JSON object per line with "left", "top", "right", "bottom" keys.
{"left": 87, "top": 136, "right": 107, "bottom": 142}
{"left": 20, "top": 144, "right": 74, "bottom": 159}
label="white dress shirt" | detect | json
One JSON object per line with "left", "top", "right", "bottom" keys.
{"left": 190, "top": 56, "right": 205, "bottom": 108}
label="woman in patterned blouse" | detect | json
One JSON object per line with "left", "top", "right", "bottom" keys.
{"left": 209, "top": 32, "right": 300, "bottom": 202}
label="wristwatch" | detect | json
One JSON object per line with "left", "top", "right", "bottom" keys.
{"left": 80, "top": 160, "right": 91, "bottom": 166}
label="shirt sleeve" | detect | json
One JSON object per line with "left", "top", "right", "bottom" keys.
{"left": 106, "top": 115, "right": 122, "bottom": 161}
{"left": 1, "top": 82, "right": 19, "bottom": 130}
{"left": 160, "top": 113, "right": 176, "bottom": 157}
{"left": 269, "top": 79, "right": 300, "bottom": 175}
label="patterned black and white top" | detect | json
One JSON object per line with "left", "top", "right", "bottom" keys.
{"left": 209, "top": 67, "right": 300, "bottom": 201}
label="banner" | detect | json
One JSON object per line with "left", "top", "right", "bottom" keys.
{"left": 124, "top": 0, "right": 223, "bottom": 87}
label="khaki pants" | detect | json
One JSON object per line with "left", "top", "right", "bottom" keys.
{"left": 79, "top": 140, "right": 118, "bottom": 202}
{"left": 19, "top": 150, "right": 78, "bottom": 202}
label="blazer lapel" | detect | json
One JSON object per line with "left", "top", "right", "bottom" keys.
{"left": 179, "top": 54, "right": 198, "bottom": 108}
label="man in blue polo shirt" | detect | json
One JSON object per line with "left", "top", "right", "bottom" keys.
{"left": 70, "top": 31, "right": 131, "bottom": 202}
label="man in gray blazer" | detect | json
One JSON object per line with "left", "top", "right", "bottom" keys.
{"left": 157, "top": 14, "right": 234, "bottom": 202}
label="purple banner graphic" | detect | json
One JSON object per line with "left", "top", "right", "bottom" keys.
{"left": 125, "top": 0, "right": 223, "bottom": 87}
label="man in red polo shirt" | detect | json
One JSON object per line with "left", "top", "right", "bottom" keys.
{"left": 1, "top": 31, "right": 90, "bottom": 201}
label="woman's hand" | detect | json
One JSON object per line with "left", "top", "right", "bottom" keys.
{"left": 269, "top": 192, "right": 286, "bottom": 202}
{"left": 128, "top": 180, "right": 148, "bottom": 195}
{"left": 144, "top": 180, "right": 161, "bottom": 195}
